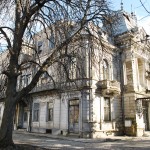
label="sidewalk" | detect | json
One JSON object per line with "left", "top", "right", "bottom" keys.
{"left": 14, "top": 130, "right": 147, "bottom": 143}
{"left": 13, "top": 131, "right": 150, "bottom": 149}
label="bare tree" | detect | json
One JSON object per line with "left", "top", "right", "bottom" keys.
{"left": 140, "top": 0, "right": 150, "bottom": 14}
{"left": 0, "top": 0, "right": 113, "bottom": 148}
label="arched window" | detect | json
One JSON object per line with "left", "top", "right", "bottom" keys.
{"left": 103, "top": 59, "right": 109, "bottom": 80}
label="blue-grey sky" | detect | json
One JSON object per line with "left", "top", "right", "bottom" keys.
{"left": 111, "top": 0, "right": 150, "bottom": 33}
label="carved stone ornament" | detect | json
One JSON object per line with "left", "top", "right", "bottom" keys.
{"left": 136, "top": 99, "right": 143, "bottom": 118}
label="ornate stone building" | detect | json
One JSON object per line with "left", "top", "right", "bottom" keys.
{"left": 0, "top": 9, "right": 150, "bottom": 138}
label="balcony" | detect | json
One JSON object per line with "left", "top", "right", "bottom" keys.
{"left": 30, "top": 82, "right": 57, "bottom": 93}
{"left": 30, "top": 79, "right": 91, "bottom": 93}
{"left": 96, "top": 80, "right": 120, "bottom": 96}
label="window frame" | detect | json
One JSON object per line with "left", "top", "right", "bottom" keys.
{"left": 47, "top": 102, "right": 53, "bottom": 122}
{"left": 21, "top": 73, "right": 31, "bottom": 88}
{"left": 0, "top": 107, "right": 1, "bottom": 120}
{"left": 103, "top": 59, "right": 109, "bottom": 80}
{"left": 104, "top": 97, "right": 111, "bottom": 121}
{"left": 37, "top": 41, "right": 43, "bottom": 53}
{"left": 68, "top": 57, "right": 77, "bottom": 80}
{"left": 49, "top": 35, "right": 55, "bottom": 49}
{"left": 33, "top": 103, "right": 40, "bottom": 122}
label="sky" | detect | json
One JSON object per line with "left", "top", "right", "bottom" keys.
{"left": 1, "top": 0, "right": 150, "bottom": 52}
{"left": 111, "top": 0, "right": 150, "bottom": 34}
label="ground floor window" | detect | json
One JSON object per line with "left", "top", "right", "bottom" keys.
{"left": 104, "top": 97, "right": 111, "bottom": 121}
{"left": 33, "top": 103, "right": 39, "bottom": 122}
{"left": 47, "top": 102, "right": 53, "bottom": 121}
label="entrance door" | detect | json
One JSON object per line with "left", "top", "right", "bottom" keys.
{"left": 143, "top": 101, "right": 149, "bottom": 131}
{"left": 23, "top": 111, "right": 28, "bottom": 129}
{"left": 68, "top": 99, "right": 79, "bottom": 133}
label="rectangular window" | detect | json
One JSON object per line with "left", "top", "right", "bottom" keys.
{"left": 0, "top": 107, "right": 1, "bottom": 120}
{"left": 33, "top": 103, "right": 39, "bottom": 122}
{"left": 21, "top": 74, "right": 31, "bottom": 87}
{"left": 47, "top": 102, "right": 53, "bottom": 121}
{"left": 104, "top": 98, "right": 111, "bottom": 121}
{"left": 49, "top": 35, "right": 55, "bottom": 49}
{"left": 21, "top": 75, "right": 26, "bottom": 87}
{"left": 37, "top": 41, "right": 43, "bottom": 53}
{"left": 69, "top": 57, "right": 77, "bottom": 79}
{"left": 26, "top": 74, "right": 31, "bottom": 85}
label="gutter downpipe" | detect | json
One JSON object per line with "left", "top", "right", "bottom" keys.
{"left": 89, "top": 38, "right": 93, "bottom": 138}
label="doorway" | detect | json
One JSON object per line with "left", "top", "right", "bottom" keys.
{"left": 143, "top": 101, "right": 149, "bottom": 131}
{"left": 23, "top": 110, "right": 29, "bottom": 129}
{"left": 68, "top": 99, "right": 79, "bottom": 133}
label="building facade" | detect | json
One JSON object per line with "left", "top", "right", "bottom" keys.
{"left": 0, "top": 9, "right": 150, "bottom": 137}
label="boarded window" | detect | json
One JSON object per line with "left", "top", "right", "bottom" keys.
{"left": 104, "top": 98, "right": 111, "bottom": 121}
{"left": 47, "top": 102, "right": 53, "bottom": 121}
{"left": 33, "top": 103, "right": 39, "bottom": 122}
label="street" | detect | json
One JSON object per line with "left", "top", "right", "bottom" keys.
{"left": 13, "top": 131, "right": 150, "bottom": 150}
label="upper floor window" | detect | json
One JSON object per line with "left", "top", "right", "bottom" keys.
{"left": 21, "top": 74, "right": 31, "bottom": 87}
{"left": 37, "top": 41, "right": 43, "bottom": 53}
{"left": 69, "top": 57, "right": 77, "bottom": 80}
{"left": 0, "top": 107, "right": 1, "bottom": 120}
{"left": 49, "top": 35, "right": 55, "bottom": 49}
{"left": 103, "top": 59, "right": 109, "bottom": 80}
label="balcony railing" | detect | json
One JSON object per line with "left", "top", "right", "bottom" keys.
{"left": 30, "top": 78, "right": 91, "bottom": 93}
{"left": 96, "top": 80, "right": 120, "bottom": 96}
{"left": 30, "top": 82, "right": 57, "bottom": 93}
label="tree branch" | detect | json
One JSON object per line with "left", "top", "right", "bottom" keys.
{"left": 0, "top": 28, "right": 12, "bottom": 49}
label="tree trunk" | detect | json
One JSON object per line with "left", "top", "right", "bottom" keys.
{"left": 0, "top": 96, "right": 16, "bottom": 148}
